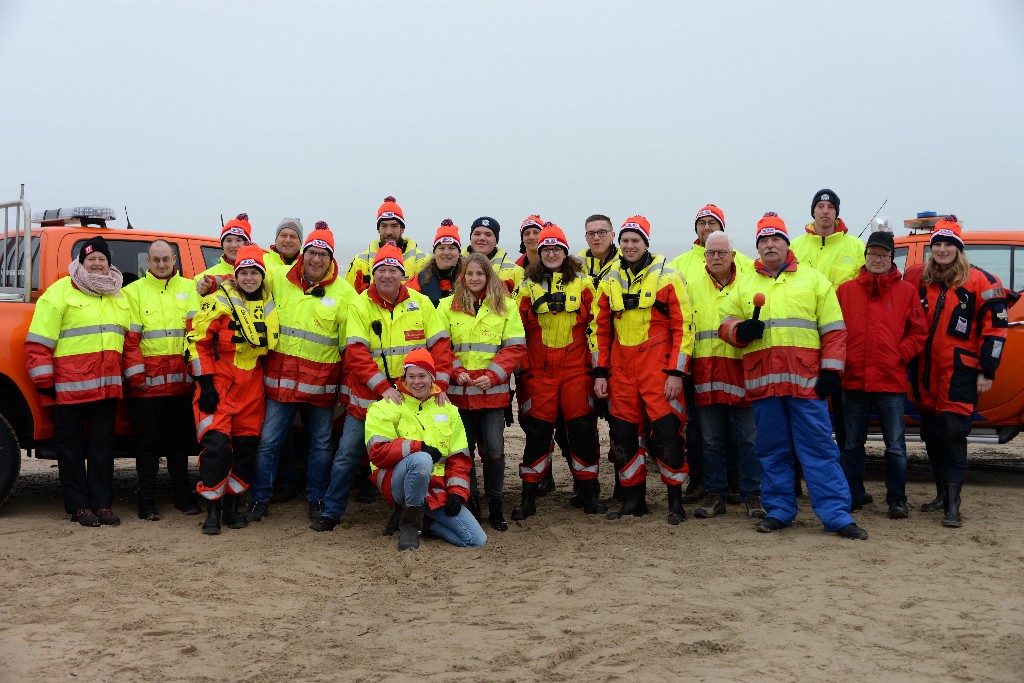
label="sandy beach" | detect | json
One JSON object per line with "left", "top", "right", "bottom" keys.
{"left": 1, "top": 436, "right": 1022, "bottom": 683}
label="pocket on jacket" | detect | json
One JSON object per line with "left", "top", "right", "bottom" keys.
{"left": 948, "top": 348, "right": 980, "bottom": 406}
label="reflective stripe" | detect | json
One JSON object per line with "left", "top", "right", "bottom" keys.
{"left": 605, "top": 271, "right": 627, "bottom": 289}
{"left": 435, "top": 372, "right": 450, "bottom": 384}
{"left": 280, "top": 325, "right": 336, "bottom": 347}
{"left": 487, "top": 362, "right": 507, "bottom": 381}
{"left": 129, "top": 323, "right": 143, "bottom": 333}
{"left": 28, "top": 364, "right": 54, "bottom": 378}
{"left": 746, "top": 373, "right": 817, "bottom": 390}
{"left": 263, "top": 300, "right": 275, "bottom": 316}
{"left": 347, "top": 334, "right": 370, "bottom": 347}
{"left": 196, "top": 414, "right": 214, "bottom": 435}
{"left": 55, "top": 376, "right": 122, "bottom": 392}
{"left": 426, "top": 330, "right": 449, "bottom": 346}
{"left": 367, "top": 435, "right": 389, "bottom": 448}
{"left": 763, "top": 318, "right": 817, "bottom": 331}
{"left": 447, "top": 384, "right": 511, "bottom": 396}
{"left": 226, "top": 472, "right": 248, "bottom": 494}
{"left": 502, "top": 337, "right": 526, "bottom": 348}
{"left": 374, "top": 468, "right": 386, "bottom": 489}
{"left": 694, "top": 381, "right": 745, "bottom": 398}
{"left": 59, "top": 324, "right": 127, "bottom": 338}
{"left": 348, "top": 394, "right": 376, "bottom": 408}
{"left": 519, "top": 453, "right": 552, "bottom": 475}
{"left": 694, "top": 330, "right": 719, "bottom": 341}
{"left": 450, "top": 448, "right": 470, "bottom": 459}
{"left": 669, "top": 398, "right": 685, "bottom": 416}
{"left": 992, "top": 339, "right": 1004, "bottom": 359}
{"left": 570, "top": 459, "right": 599, "bottom": 474}
{"left": 25, "top": 332, "right": 57, "bottom": 348}
{"left": 820, "top": 359, "right": 844, "bottom": 371}
{"left": 369, "top": 344, "right": 420, "bottom": 358}
{"left": 657, "top": 462, "right": 688, "bottom": 484}
{"left": 520, "top": 398, "right": 532, "bottom": 414}
{"left": 197, "top": 479, "right": 227, "bottom": 500}
{"left": 981, "top": 287, "right": 1001, "bottom": 301}
{"left": 124, "top": 364, "right": 145, "bottom": 377}
{"left": 264, "top": 376, "right": 337, "bottom": 394}
{"left": 446, "top": 477, "right": 470, "bottom": 489}
{"left": 367, "top": 372, "right": 388, "bottom": 390}
{"left": 140, "top": 328, "right": 185, "bottom": 340}
{"left": 676, "top": 352, "right": 689, "bottom": 373}
{"left": 191, "top": 358, "right": 202, "bottom": 375}
{"left": 401, "top": 441, "right": 412, "bottom": 457}
{"left": 619, "top": 453, "right": 646, "bottom": 481}
{"left": 453, "top": 342, "right": 500, "bottom": 354}
{"left": 818, "top": 320, "right": 846, "bottom": 335}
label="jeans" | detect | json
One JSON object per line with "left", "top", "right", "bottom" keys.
{"left": 251, "top": 399, "right": 335, "bottom": 504}
{"left": 321, "top": 414, "right": 367, "bottom": 520}
{"left": 389, "top": 451, "right": 487, "bottom": 547}
{"left": 697, "top": 403, "right": 760, "bottom": 499}
{"left": 841, "top": 390, "right": 908, "bottom": 506}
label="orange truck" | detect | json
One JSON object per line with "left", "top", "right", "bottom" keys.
{"left": 0, "top": 199, "right": 223, "bottom": 505}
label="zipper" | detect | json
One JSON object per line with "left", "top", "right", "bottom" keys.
{"left": 921, "top": 287, "right": 947, "bottom": 392}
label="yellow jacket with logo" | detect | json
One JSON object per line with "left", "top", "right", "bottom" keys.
{"left": 790, "top": 219, "right": 865, "bottom": 287}
{"left": 345, "top": 238, "right": 428, "bottom": 294}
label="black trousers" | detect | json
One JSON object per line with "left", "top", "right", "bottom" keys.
{"left": 920, "top": 411, "right": 971, "bottom": 485}
{"left": 52, "top": 398, "right": 118, "bottom": 512}
{"left": 126, "top": 395, "right": 197, "bottom": 500}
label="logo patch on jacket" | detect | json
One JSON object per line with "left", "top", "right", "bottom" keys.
{"left": 405, "top": 329, "right": 425, "bottom": 341}
{"left": 955, "top": 316, "right": 968, "bottom": 334}
{"left": 406, "top": 301, "right": 420, "bottom": 311}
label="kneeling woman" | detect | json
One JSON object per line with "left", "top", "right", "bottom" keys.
{"left": 365, "top": 349, "right": 487, "bottom": 550}
{"left": 187, "top": 245, "right": 279, "bottom": 534}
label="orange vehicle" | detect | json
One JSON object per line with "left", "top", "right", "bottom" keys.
{"left": 895, "top": 213, "right": 1024, "bottom": 444}
{"left": 0, "top": 198, "right": 224, "bottom": 505}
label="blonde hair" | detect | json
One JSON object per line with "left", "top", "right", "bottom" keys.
{"left": 224, "top": 273, "right": 268, "bottom": 301}
{"left": 922, "top": 249, "right": 970, "bottom": 289}
{"left": 452, "top": 252, "right": 508, "bottom": 316}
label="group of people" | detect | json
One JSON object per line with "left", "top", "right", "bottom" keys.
{"left": 25, "top": 189, "right": 1011, "bottom": 549}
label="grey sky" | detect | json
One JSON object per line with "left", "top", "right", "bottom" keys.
{"left": 2, "top": 1, "right": 1022, "bottom": 261}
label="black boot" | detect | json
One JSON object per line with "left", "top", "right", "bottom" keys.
{"left": 569, "top": 479, "right": 584, "bottom": 508}
{"left": 920, "top": 476, "right": 945, "bottom": 512}
{"left": 466, "top": 495, "right": 482, "bottom": 522}
{"left": 488, "top": 497, "right": 509, "bottom": 531}
{"left": 942, "top": 483, "right": 963, "bottom": 528}
{"left": 606, "top": 482, "right": 650, "bottom": 520}
{"left": 221, "top": 494, "right": 248, "bottom": 529}
{"left": 579, "top": 479, "right": 607, "bottom": 515}
{"left": 537, "top": 468, "right": 555, "bottom": 496}
{"left": 138, "top": 496, "right": 160, "bottom": 521}
{"left": 611, "top": 477, "right": 623, "bottom": 502}
{"left": 511, "top": 482, "right": 538, "bottom": 521}
{"left": 356, "top": 463, "right": 378, "bottom": 503}
{"left": 681, "top": 479, "right": 705, "bottom": 504}
{"left": 398, "top": 505, "right": 424, "bottom": 550}
{"left": 383, "top": 507, "right": 402, "bottom": 536}
{"left": 202, "top": 499, "right": 222, "bottom": 535}
{"left": 667, "top": 485, "right": 686, "bottom": 525}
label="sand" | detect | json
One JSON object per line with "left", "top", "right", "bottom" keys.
{"left": 1, "top": 436, "right": 1022, "bottom": 683}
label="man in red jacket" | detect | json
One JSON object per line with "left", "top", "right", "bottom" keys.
{"left": 836, "top": 231, "right": 927, "bottom": 518}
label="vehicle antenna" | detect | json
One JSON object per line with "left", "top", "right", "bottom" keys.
{"left": 220, "top": 213, "right": 225, "bottom": 228}
{"left": 858, "top": 199, "right": 888, "bottom": 238}
{"left": 124, "top": 206, "right": 134, "bottom": 230}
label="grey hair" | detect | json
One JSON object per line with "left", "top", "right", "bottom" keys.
{"left": 704, "top": 231, "right": 733, "bottom": 251}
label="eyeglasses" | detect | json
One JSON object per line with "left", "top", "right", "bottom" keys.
{"left": 705, "top": 250, "right": 730, "bottom": 259}
{"left": 696, "top": 220, "right": 721, "bottom": 229}
{"left": 865, "top": 252, "right": 892, "bottom": 261}
{"left": 585, "top": 230, "right": 610, "bottom": 238}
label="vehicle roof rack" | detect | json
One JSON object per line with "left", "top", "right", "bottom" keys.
{"left": 31, "top": 206, "right": 116, "bottom": 228}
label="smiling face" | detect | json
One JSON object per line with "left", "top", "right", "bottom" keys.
{"left": 584, "top": 219, "right": 614, "bottom": 258}
{"left": 618, "top": 232, "right": 647, "bottom": 264}
{"left": 463, "top": 260, "right": 488, "bottom": 295}
{"left": 147, "top": 241, "right": 176, "bottom": 278}
{"left": 235, "top": 267, "right": 264, "bottom": 293}
{"left": 540, "top": 245, "right": 566, "bottom": 271}
{"left": 471, "top": 227, "right": 497, "bottom": 255}
{"left": 931, "top": 241, "right": 958, "bottom": 266}
{"left": 378, "top": 219, "right": 404, "bottom": 245}
{"left": 522, "top": 227, "right": 541, "bottom": 254}
{"left": 434, "top": 243, "right": 461, "bottom": 270}
{"left": 373, "top": 264, "right": 404, "bottom": 299}
{"left": 404, "top": 365, "right": 433, "bottom": 401}
{"left": 82, "top": 251, "right": 110, "bottom": 275}
{"left": 695, "top": 216, "right": 723, "bottom": 247}
{"left": 757, "top": 235, "right": 789, "bottom": 270}
{"left": 302, "top": 246, "right": 331, "bottom": 282}
{"left": 222, "top": 234, "right": 246, "bottom": 262}
{"left": 275, "top": 227, "right": 301, "bottom": 260}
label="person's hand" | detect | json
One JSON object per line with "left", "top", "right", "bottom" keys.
{"left": 382, "top": 387, "right": 403, "bottom": 404}
{"left": 471, "top": 375, "right": 493, "bottom": 390}
{"left": 736, "top": 319, "right": 766, "bottom": 342}
{"left": 977, "top": 376, "right": 993, "bottom": 395}
{"left": 594, "top": 378, "right": 608, "bottom": 399}
{"left": 36, "top": 385, "right": 56, "bottom": 399}
{"left": 422, "top": 445, "right": 444, "bottom": 463}
{"left": 197, "top": 376, "right": 219, "bottom": 414}
{"left": 196, "top": 275, "right": 215, "bottom": 296}
{"left": 664, "top": 375, "right": 682, "bottom": 401}
{"left": 444, "top": 495, "right": 463, "bottom": 517}
{"left": 435, "top": 392, "right": 450, "bottom": 407}
{"left": 456, "top": 372, "right": 470, "bottom": 385}
{"left": 815, "top": 369, "right": 842, "bottom": 398}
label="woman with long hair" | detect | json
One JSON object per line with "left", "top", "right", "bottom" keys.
{"left": 408, "top": 218, "right": 463, "bottom": 307}
{"left": 26, "top": 236, "right": 130, "bottom": 526}
{"left": 512, "top": 224, "right": 606, "bottom": 519}
{"left": 436, "top": 252, "right": 526, "bottom": 531}
{"left": 187, "top": 244, "right": 279, "bottom": 534}
{"left": 904, "top": 216, "right": 1010, "bottom": 527}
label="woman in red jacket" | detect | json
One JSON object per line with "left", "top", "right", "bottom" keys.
{"left": 904, "top": 217, "right": 1010, "bottom": 527}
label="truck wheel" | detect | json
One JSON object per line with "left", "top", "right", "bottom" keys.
{"left": 0, "top": 414, "right": 22, "bottom": 508}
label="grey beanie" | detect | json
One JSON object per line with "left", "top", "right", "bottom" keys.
{"left": 276, "top": 217, "right": 304, "bottom": 241}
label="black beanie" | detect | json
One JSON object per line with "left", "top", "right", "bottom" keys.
{"left": 78, "top": 236, "right": 112, "bottom": 264}
{"left": 811, "top": 189, "right": 840, "bottom": 217}
{"left": 470, "top": 216, "right": 500, "bottom": 241}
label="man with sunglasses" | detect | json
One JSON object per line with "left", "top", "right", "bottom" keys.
{"left": 244, "top": 222, "right": 356, "bottom": 523}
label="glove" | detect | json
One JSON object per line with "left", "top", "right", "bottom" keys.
{"left": 422, "top": 445, "right": 443, "bottom": 463}
{"left": 36, "top": 385, "right": 56, "bottom": 399}
{"left": 444, "top": 495, "right": 463, "bottom": 517}
{"left": 197, "top": 375, "right": 219, "bottom": 414}
{"left": 736, "top": 319, "right": 766, "bottom": 343}
{"left": 815, "top": 369, "right": 842, "bottom": 398}
{"left": 504, "top": 402, "right": 514, "bottom": 428}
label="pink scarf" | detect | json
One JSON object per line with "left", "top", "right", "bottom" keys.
{"left": 68, "top": 259, "right": 123, "bottom": 296}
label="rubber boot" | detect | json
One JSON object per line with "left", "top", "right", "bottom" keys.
{"left": 488, "top": 496, "right": 509, "bottom": 531}
{"left": 920, "top": 475, "right": 945, "bottom": 512}
{"left": 569, "top": 479, "right": 584, "bottom": 508}
{"left": 579, "top": 478, "right": 607, "bottom": 515}
{"left": 466, "top": 495, "right": 482, "bottom": 522}
{"left": 667, "top": 485, "right": 686, "bottom": 525}
{"left": 397, "top": 505, "right": 424, "bottom": 551}
{"left": 942, "top": 483, "right": 963, "bottom": 528}
{"left": 611, "top": 478, "right": 623, "bottom": 502}
{"left": 606, "top": 482, "right": 649, "bottom": 520}
{"left": 222, "top": 494, "right": 248, "bottom": 529}
{"left": 382, "top": 507, "right": 402, "bottom": 536}
{"left": 511, "top": 482, "right": 539, "bottom": 521}
{"left": 537, "top": 468, "right": 555, "bottom": 496}
{"left": 202, "top": 499, "right": 222, "bottom": 535}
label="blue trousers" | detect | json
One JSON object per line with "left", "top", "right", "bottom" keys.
{"left": 389, "top": 452, "right": 487, "bottom": 548}
{"left": 251, "top": 399, "right": 335, "bottom": 505}
{"left": 753, "top": 396, "right": 854, "bottom": 531}
{"left": 321, "top": 414, "right": 366, "bottom": 520}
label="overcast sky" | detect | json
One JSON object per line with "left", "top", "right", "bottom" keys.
{"left": 2, "top": 1, "right": 1022, "bottom": 260}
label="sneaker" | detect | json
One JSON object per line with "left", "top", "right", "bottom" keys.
{"left": 694, "top": 493, "right": 726, "bottom": 519}
{"left": 888, "top": 503, "right": 910, "bottom": 520}
{"left": 309, "top": 516, "right": 339, "bottom": 532}
{"left": 308, "top": 500, "right": 325, "bottom": 521}
{"left": 244, "top": 501, "right": 269, "bottom": 523}
{"left": 837, "top": 523, "right": 868, "bottom": 540}
{"left": 755, "top": 517, "right": 786, "bottom": 533}
{"left": 96, "top": 508, "right": 121, "bottom": 526}
{"left": 744, "top": 495, "right": 767, "bottom": 519}
{"left": 72, "top": 508, "right": 101, "bottom": 527}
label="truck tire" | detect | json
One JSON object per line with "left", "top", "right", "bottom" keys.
{"left": 0, "top": 414, "right": 22, "bottom": 508}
